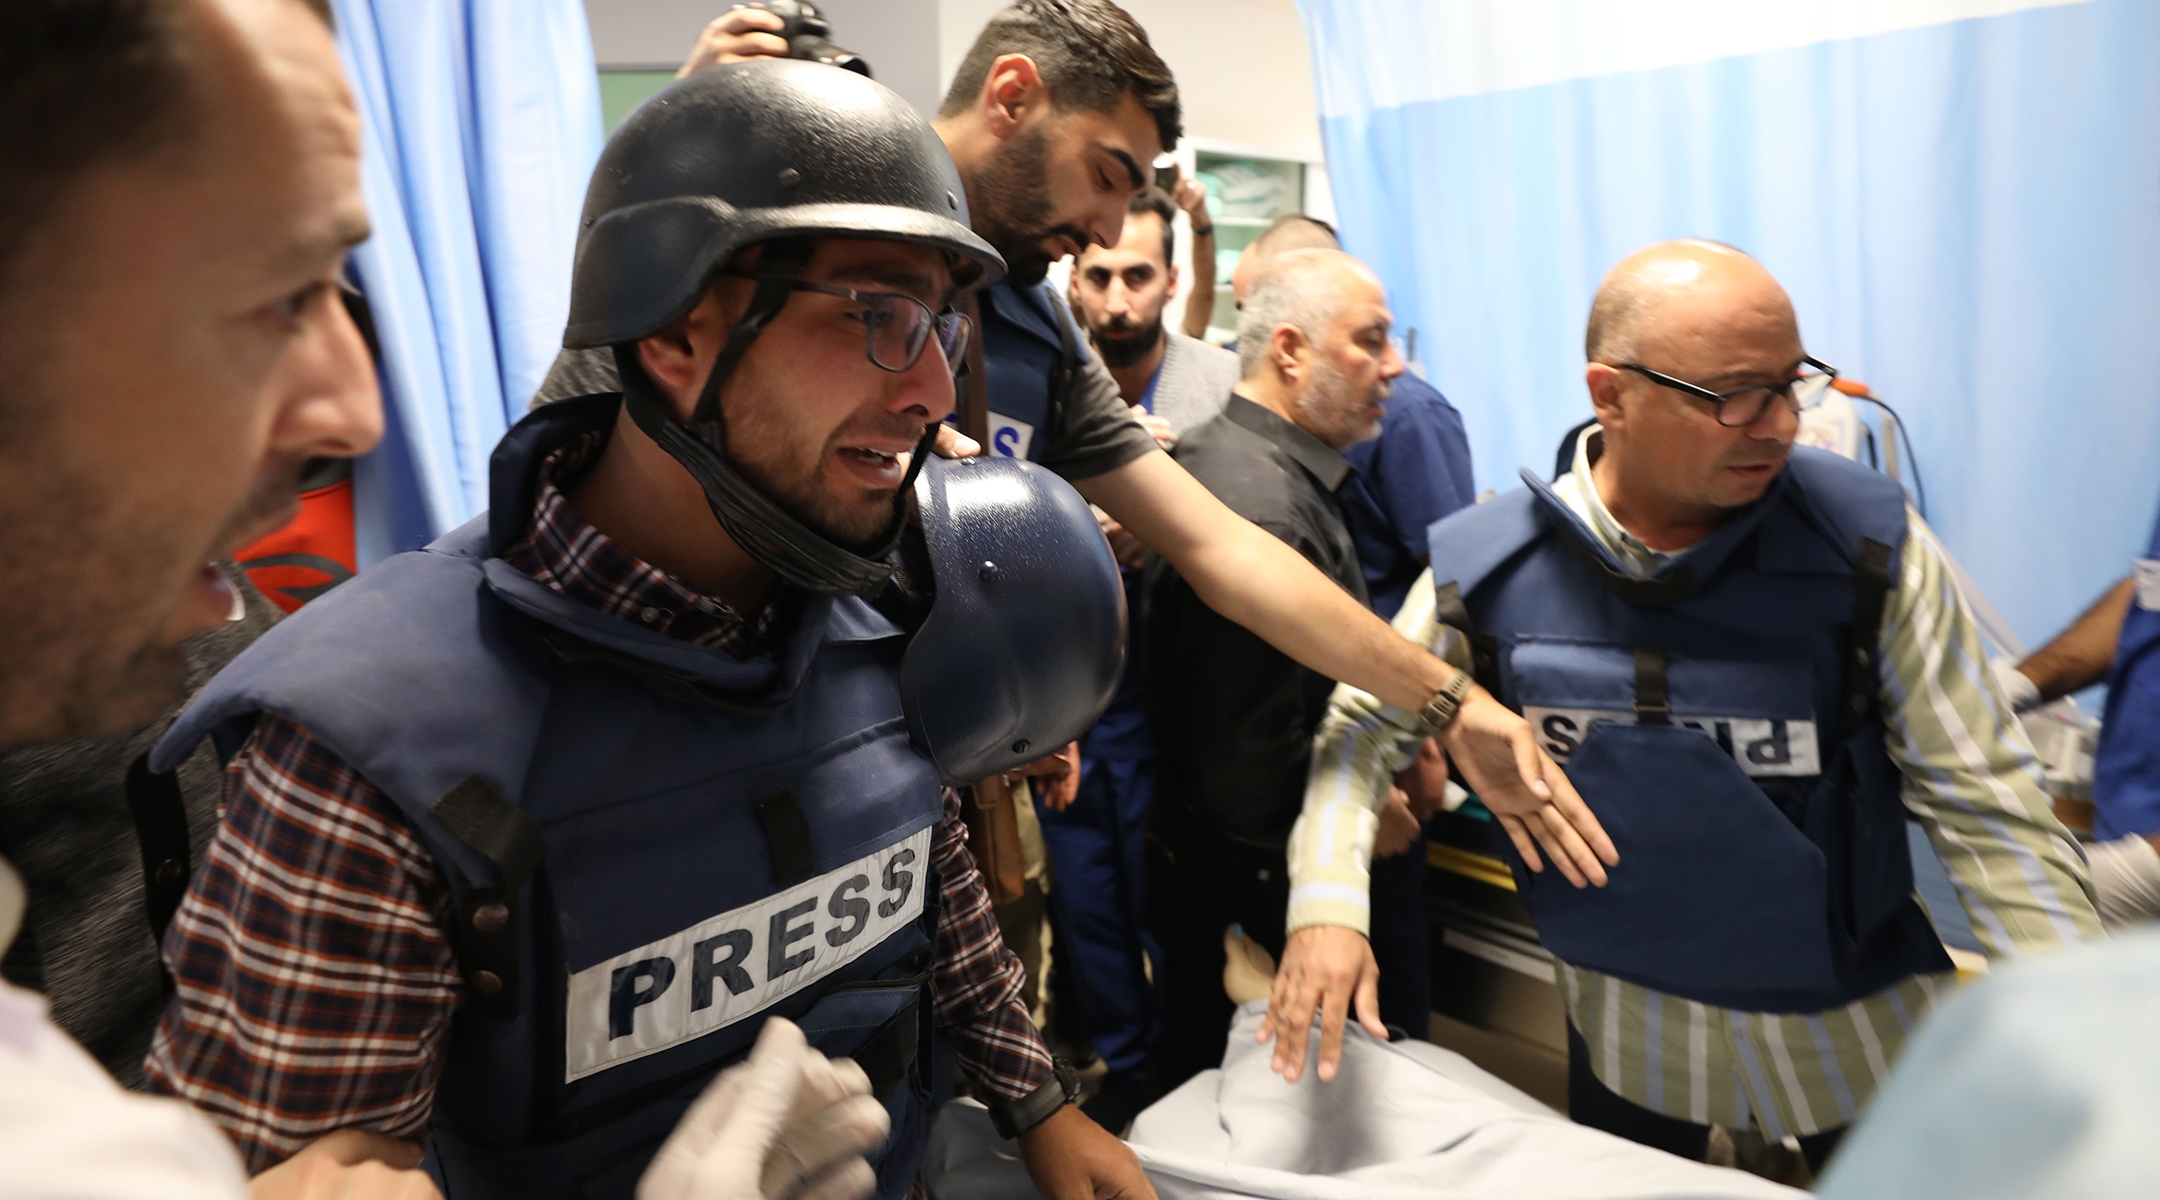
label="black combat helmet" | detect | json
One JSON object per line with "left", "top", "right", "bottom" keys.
{"left": 563, "top": 59, "right": 1005, "bottom": 594}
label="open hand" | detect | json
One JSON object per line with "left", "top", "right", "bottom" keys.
{"left": 679, "top": 7, "right": 790, "bottom": 77}
{"left": 1442, "top": 687, "right": 1616, "bottom": 887}
{"left": 1257, "top": 925, "right": 1385, "bottom": 1083}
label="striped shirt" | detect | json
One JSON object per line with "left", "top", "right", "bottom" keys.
{"left": 1287, "top": 426, "right": 2099, "bottom": 1137}
{"left": 146, "top": 435, "right": 1053, "bottom": 1170}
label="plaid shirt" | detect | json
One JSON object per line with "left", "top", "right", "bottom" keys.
{"left": 146, "top": 435, "right": 1054, "bottom": 1171}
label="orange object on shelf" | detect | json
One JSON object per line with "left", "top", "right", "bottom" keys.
{"left": 235, "top": 477, "right": 358, "bottom": 614}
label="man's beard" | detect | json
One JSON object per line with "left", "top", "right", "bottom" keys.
{"left": 1298, "top": 357, "right": 1390, "bottom": 449}
{"left": 0, "top": 444, "right": 298, "bottom": 747}
{"left": 968, "top": 127, "right": 1085, "bottom": 288}
{"left": 719, "top": 390, "right": 925, "bottom": 555}
{"left": 1091, "top": 314, "right": 1164, "bottom": 369}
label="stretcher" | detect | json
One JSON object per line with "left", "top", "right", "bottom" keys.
{"left": 922, "top": 1003, "right": 1800, "bottom": 1200}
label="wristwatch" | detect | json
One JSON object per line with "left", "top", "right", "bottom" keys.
{"left": 1416, "top": 666, "right": 1475, "bottom": 738}
{"left": 986, "top": 1057, "right": 1081, "bottom": 1139}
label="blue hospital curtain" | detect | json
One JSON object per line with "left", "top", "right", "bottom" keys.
{"left": 1296, "top": 0, "right": 2160, "bottom": 646}
{"left": 332, "top": 0, "right": 604, "bottom": 563}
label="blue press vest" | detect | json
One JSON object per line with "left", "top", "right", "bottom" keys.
{"left": 1428, "top": 447, "right": 1951, "bottom": 1013}
{"left": 2092, "top": 507, "right": 2160, "bottom": 839}
{"left": 154, "top": 396, "right": 945, "bottom": 1199}
{"left": 976, "top": 278, "right": 1081, "bottom": 463}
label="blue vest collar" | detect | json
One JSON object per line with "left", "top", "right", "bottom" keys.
{"left": 980, "top": 277, "right": 1062, "bottom": 347}
{"left": 465, "top": 393, "right": 902, "bottom": 699}
{"left": 1518, "top": 460, "right": 1798, "bottom": 599}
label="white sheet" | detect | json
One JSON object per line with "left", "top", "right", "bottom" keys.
{"left": 921, "top": 1000, "right": 1800, "bottom": 1200}
{"left": 1125, "top": 1002, "right": 1800, "bottom": 1200}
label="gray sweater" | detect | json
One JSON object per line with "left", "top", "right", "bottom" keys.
{"left": 1148, "top": 330, "right": 1242, "bottom": 436}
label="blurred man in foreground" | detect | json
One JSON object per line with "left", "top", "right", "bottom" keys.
{"left": 1, "top": 3, "right": 885, "bottom": 1198}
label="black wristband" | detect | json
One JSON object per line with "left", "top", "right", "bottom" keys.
{"left": 1191, "top": 223, "right": 1214, "bottom": 238}
{"left": 985, "top": 1058, "right": 1080, "bottom": 1139}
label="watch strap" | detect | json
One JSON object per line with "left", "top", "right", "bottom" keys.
{"left": 986, "top": 1058, "right": 1079, "bottom": 1139}
{"left": 1416, "top": 668, "right": 1475, "bottom": 738}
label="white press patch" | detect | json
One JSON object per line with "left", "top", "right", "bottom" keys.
{"left": 563, "top": 827, "right": 931, "bottom": 1082}
{"left": 1525, "top": 707, "right": 1822, "bottom": 778}
{"left": 987, "top": 414, "right": 1034, "bottom": 460}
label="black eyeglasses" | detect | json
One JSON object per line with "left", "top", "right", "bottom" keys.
{"left": 1614, "top": 356, "right": 1839, "bottom": 428}
{"left": 727, "top": 273, "right": 971, "bottom": 373}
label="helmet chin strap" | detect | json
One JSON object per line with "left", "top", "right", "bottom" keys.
{"left": 612, "top": 242, "right": 937, "bottom": 597}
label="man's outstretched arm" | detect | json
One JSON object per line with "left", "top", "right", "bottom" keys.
{"left": 1076, "top": 449, "right": 1615, "bottom": 885}
{"left": 2015, "top": 576, "right": 2132, "bottom": 705}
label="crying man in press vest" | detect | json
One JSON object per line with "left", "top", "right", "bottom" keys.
{"left": 142, "top": 61, "right": 1151, "bottom": 1200}
{"left": 1265, "top": 239, "right": 2099, "bottom": 1171}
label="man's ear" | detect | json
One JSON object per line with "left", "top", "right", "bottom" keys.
{"left": 980, "top": 54, "right": 1044, "bottom": 141}
{"left": 1585, "top": 362, "right": 1628, "bottom": 430}
{"left": 1270, "top": 323, "right": 1307, "bottom": 381}
{"left": 637, "top": 293, "right": 724, "bottom": 421}
{"left": 1164, "top": 263, "right": 1180, "bottom": 304}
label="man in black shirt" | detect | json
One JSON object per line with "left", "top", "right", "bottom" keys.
{"left": 1143, "top": 249, "right": 1402, "bottom": 1093}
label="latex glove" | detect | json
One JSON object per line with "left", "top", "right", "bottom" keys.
{"left": 1992, "top": 655, "right": 2045, "bottom": 714}
{"left": 2088, "top": 835, "right": 2160, "bottom": 929}
{"left": 679, "top": 7, "right": 789, "bottom": 77}
{"left": 640, "top": 1018, "right": 890, "bottom": 1200}
{"left": 1259, "top": 925, "right": 1387, "bottom": 1082}
{"left": 249, "top": 1131, "right": 440, "bottom": 1200}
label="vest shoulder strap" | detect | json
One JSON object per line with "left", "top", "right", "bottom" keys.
{"left": 1426, "top": 487, "right": 1546, "bottom": 600}
{"left": 1777, "top": 446, "right": 1912, "bottom": 570}
{"left": 1043, "top": 286, "right": 1085, "bottom": 448}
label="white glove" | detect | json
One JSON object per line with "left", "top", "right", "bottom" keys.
{"left": 2087, "top": 835, "right": 2160, "bottom": 929}
{"left": 639, "top": 1018, "right": 892, "bottom": 1200}
{"left": 1991, "top": 656, "right": 2044, "bottom": 714}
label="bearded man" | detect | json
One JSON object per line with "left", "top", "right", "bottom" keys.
{"left": 1139, "top": 250, "right": 1405, "bottom": 1096}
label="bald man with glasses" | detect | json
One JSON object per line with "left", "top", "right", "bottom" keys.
{"left": 1264, "top": 239, "right": 2098, "bottom": 1174}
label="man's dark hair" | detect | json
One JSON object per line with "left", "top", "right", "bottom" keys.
{"left": 1128, "top": 186, "right": 1178, "bottom": 266}
{"left": 939, "top": 0, "right": 1182, "bottom": 154}
{"left": 0, "top": 0, "right": 334, "bottom": 300}
{"left": 0, "top": 0, "right": 204, "bottom": 295}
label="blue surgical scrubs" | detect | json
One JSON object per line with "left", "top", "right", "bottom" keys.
{"left": 1036, "top": 369, "right": 1166, "bottom": 1082}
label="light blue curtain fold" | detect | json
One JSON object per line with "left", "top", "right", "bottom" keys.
{"left": 1296, "top": 0, "right": 2160, "bottom": 647}
{"left": 331, "top": 0, "right": 603, "bottom": 564}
